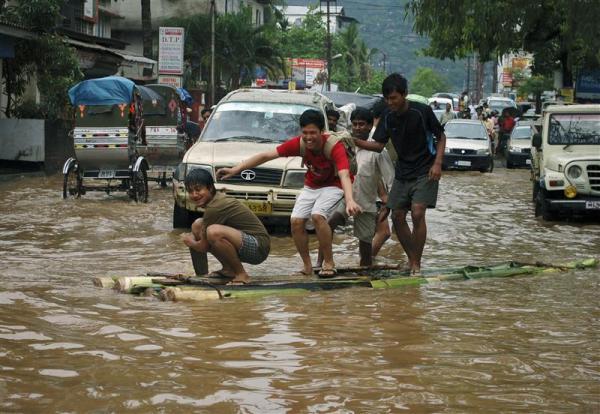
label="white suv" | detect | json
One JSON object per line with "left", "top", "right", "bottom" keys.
{"left": 172, "top": 89, "right": 335, "bottom": 229}
{"left": 531, "top": 104, "right": 600, "bottom": 220}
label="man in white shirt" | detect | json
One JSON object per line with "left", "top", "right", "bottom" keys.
{"left": 328, "top": 107, "right": 395, "bottom": 266}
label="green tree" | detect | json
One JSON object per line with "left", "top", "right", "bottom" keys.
{"left": 0, "top": 0, "right": 82, "bottom": 119}
{"left": 279, "top": 7, "right": 327, "bottom": 59}
{"left": 331, "top": 22, "right": 378, "bottom": 91}
{"left": 410, "top": 67, "right": 450, "bottom": 97}
{"left": 406, "top": 0, "right": 600, "bottom": 87}
{"left": 518, "top": 75, "right": 553, "bottom": 113}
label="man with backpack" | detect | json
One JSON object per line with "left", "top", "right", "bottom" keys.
{"left": 216, "top": 109, "right": 361, "bottom": 278}
{"left": 354, "top": 73, "right": 446, "bottom": 276}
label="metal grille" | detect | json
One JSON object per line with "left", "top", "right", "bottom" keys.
{"left": 522, "top": 148, "right": 531, "bottom": 154}
{"left": 450, "top": 148, "right": 477, "bottom": 155}
{"left": 587, "top": 164, "right": 600, "bottom": 191}
{"left": 224, "top": 191, "right": 268, "bottom": 201}
{"left": 216, "top": 167, "right": 283, "bottom": 186}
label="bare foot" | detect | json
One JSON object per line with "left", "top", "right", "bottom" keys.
{"left": 227, "top": 272, "right": 250, "bottom": 285}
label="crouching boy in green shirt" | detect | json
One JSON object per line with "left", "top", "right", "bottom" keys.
{"left": 181, "top": 168, "right": 270, "bottom": 285}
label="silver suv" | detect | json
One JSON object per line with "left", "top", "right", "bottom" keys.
{"left": 172, "top": 88, "right": 335, "bottom": 228}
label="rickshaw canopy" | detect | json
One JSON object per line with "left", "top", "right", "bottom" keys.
{"left": 69, "top": 76, "right": 136, "bottom": 106}
{"left": 177, "top": 88, "right": 193, "bottom": 106}
{"left": 137, "top": 85, "right": 164, "bottom": 103}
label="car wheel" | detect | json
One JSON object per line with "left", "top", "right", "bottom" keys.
{"left": 532, "top": 181, "right": 540, "bottom": 203}
{"left": 173, "top": 202, "right": 191, "bottom": 228}
{"left": 535, "top": 190, "right": 555, "bottom": 221}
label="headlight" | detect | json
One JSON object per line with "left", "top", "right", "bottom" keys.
{"left": 508, "top": 145, "right": 521, "bottom": 153}
{"left": 283, "top": 170, "right": 305, "bottom": 188}
{"left": 476, "top": 148, "right": 490, "bottom": 155}
{"left": 567, "top": 165, "right": 582, "bottom": 179}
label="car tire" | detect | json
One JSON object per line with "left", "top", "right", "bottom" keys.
{"left": 173, "top": 202, "right": 191, "bottom": 228}
{"left": 532, "top": 181, "right": 540, "bottom": 203}
{"left": 535, "top": 190, "right": 555, "bottom": 221}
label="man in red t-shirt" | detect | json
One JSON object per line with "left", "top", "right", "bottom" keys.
{"left": 217, "top": 109, "right": 361, "bottom": 277}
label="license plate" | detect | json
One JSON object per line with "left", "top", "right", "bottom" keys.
{"left": 456, "top": 160, "right": 471, "bottom": 167}
{"left": 526, "top": 159, "right": 531, "bottom": 165}
{"left": 585, "top": 201, "right": 600, "bottom": 210}
{"left": 244, "top": 201, "right": 272, "bottom": 215}
{"left": 98, "top": 170, "right": 115, "bottom": 179}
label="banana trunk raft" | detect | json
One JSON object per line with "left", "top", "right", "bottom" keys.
{"left": 94, "top": 259, "right": 598, "bottom": 302}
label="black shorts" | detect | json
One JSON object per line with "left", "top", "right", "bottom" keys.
{"left": 387, "top": 175, "right": 439, "bottom": 210}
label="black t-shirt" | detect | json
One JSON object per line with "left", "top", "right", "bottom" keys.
{"left": 373, "top": 101, "right": 444, "bottom": 180}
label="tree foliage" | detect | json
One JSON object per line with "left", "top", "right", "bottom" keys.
{"left": 409, "top": 67, "right": 450, "bottom": 97}
{"left": 406, "top": 0, "right": 600, "bottom": 85}
{"left": 1, "top": 0, "right": 82, "bottom": 119}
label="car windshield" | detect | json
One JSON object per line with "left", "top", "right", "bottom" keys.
{"left": 548, "top": 114, "right": 600, "bottom": 145}
{"left": 202, "top": 102, "right": 314, "bottom": 142}
{"left": 512, "top": 127, "right": 532, "bottom": 139}
{"left": 444, "top": 122, "right": 487, "bottom": 140}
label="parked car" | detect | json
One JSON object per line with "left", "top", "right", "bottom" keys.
{"left": 531, "top": 104, "right": 600, "bottom": 221}
{"left": 443, "top": 119, "right": 494, "bottom": 172}
{"left": 172, "top": 88, "right": 335, "bottom": 229}
{"left": 506, "top": 124, "right": 533, "bottom": 168}
{"left": 486, "top": 97, "right": 517, "bottom": 115}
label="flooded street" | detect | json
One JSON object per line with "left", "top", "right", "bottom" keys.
{"left": 0, "top": 167, "right": 598, "bottom": 413}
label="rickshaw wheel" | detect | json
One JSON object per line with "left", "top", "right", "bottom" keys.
{"left": 131, "top": 169, "right": 148, "bottom": 203}
{"left": 62, "top": 164, "right": 82, "bottom": 199}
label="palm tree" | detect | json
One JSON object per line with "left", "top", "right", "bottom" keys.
{"left": 216, "top": 8, "right": 285, "bottom": 89}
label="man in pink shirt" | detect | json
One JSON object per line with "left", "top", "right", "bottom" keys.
{"left": 217, "top": 109, "right": 361, "bottom": 277}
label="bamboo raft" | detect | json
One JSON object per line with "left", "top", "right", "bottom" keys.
{"left": 93, "top": 259, "right": 598, "bottom": 302}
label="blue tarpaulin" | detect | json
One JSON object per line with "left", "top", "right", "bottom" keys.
{"left": 68, "top": 76, "right": 136, "bottom": 106}
{"left": 176, "top": 87, "right": 194, "bottom": 106}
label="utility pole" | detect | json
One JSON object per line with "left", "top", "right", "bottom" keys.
{"left": 210, "top": 0, "right": 215, "bottom": 106}
{"left": 382, "top": 52, "right": 387, "bottom": 74}
{"left": 326, "top": 0, "right": 332, "bottom": 92}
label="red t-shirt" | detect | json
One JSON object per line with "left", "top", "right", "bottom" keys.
{"left": 276, "top": 134, "right": 350, "bottom": 189}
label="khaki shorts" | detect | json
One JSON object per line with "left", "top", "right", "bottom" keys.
{"left": 388, "top": 174, "right": 439, "bottom": 210}
{"left": 333, "top": 201, "right": 377, "bottom": 243}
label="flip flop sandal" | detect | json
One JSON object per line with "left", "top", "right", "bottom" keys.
{"left": 318, "top": 268, "right": 337, "bottom": 278}
{"left": 226, "top": 279, "right": 250, "bottom": 286}
{"left": 207, "top": 270, "right": 235, "bottom": 279}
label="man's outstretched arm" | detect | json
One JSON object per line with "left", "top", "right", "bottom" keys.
{"left": 216, "top": 150, "right": 280, "bottom": 180}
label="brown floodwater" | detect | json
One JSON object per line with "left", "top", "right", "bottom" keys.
{"left": 0, "top": 167, "right": 598, "bottom": 413}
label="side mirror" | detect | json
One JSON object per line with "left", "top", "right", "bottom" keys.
{"left": 532, "top": 133, "right": 542, "bottom": 149}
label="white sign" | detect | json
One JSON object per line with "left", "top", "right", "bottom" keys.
{"left": 158, "top": 27, "right": 185, "bottom": 75}
{"left": 83, "top": 0, "right": 95, "bottom": 19}
{"left": 158, "top": 75, "right": 182, "bottom": 88}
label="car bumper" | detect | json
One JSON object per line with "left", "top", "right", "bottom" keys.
{"left": 543, "top": 195, "right": 600, "bottom": 214}
{"left": 443, "top": 154, "right": 491, "bottom": 170}
{"left": 506, "top": 152, "right": 531, "bottom": 167}
{"left": 173, "top": 180, "right": 301, "bottom": 222}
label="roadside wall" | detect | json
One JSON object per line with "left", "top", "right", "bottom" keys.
{"left": 0, "top": 119, "right": 74, "bottom": 173}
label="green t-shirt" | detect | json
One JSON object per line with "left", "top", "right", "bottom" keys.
{"left": 203, "top": 192, "right": 270, "bottom": 257}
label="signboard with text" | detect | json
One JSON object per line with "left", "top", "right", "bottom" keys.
{"left": 288, "top": 58, "right": 326, "bottom": 86}
{"left": 158, "top": 27, "right": 185, "bottom": 75}
{"left": 158, "top": 75, "right": 182, "bottom": 89}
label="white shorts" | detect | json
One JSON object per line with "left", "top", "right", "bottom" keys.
{"left": 291, "top": 186, "right": 344, "bottom": 220}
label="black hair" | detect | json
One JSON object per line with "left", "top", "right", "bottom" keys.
{"left": 382, "top": 73, "right": 408, "bottom": 97}
{"left": 350, "top": 107, "right": 374, "bottom": 125}
{"left": 201, "top": 108, "right": 212, "bottom": 116}
{"left": 184, "top": 168, "right": 215, "bottom": 194}
{"left": 325, "top": 109, "right": 340, "bottom": 120}
{"left": 371, "top": 98, "right": 386, "bottom": 119}
{"left": 300, "top": 109, "right": 325, "bottom": 130}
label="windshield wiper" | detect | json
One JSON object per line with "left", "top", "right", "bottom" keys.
{"left": 213, "top": 136, "right": 253, "bottom": 142}
{"left": 251, "top": 137, "right": 278, "bottom": 143}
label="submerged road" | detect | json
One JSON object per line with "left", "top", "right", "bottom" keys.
{"left": 0, "top": 166, "right": 598, "bottom": 412}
